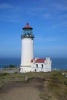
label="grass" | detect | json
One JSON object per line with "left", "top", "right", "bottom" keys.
{"left": 0, "top": 71, "right": 67, "bottom": 100}
{"left": 46, "top": 71, "right": 67, "bottom": 100}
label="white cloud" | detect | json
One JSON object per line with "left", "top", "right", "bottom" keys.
{"left": 0, "top": 3, "right": 21, "bottom": 22}
{"left": 53, "top": 2, "right": 67, "bottom": 11}
{"left": 0, "top": 14, "right": 21, "bottom": 23}
{"left": 25, "top": 0, "right": 67, "bottom": 20}
{"left": 59, "top": 14, "right": 67, "bottom": 19}
{"left": 51, "top": 21, "right": 67, "bottom": 29}
{"left": 35, "top": 36, "right": 65, "bottom": 43}
{"left": 0, "top": 1, "right": 67, "bottom": 23}
{"left": 43, "top": 0, "right": 67, "bottom": 11}
{"left": 0, "top": 3, "right": 14, "bottom": 9}
{"left": 30, "top": 7, "right": 45, "bottom": 12}
{"left": 42, "top": 13, "right": 50, "bottom": 19}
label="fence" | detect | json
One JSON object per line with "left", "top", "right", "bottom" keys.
{"left": 0, "top": 68, "right": 20, "bottom": 73}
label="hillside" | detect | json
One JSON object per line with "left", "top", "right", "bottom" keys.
{"left": 0, "top": 71, "right": 67, "bottom": 100}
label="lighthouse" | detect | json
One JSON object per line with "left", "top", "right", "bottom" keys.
{"left": 20, "top": 23, "right": 52, "bottom": 73}
{"left": 20, "top": 23, "right": 34, "bottom": 73}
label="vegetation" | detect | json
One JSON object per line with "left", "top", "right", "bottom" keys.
{"left": 4, "top": 65, "right": 17, "bottom": 68}
{"left": 46, "top": 71, "right": 67, "bottom": 100}
{"left": 0, "top": 71, "right": 67, "bottom": 100}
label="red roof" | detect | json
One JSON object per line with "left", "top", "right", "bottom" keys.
{"left": 23, "top": 23, "right": 33, "bottom": 29}
{"left": 31, "top": 59, "right": 46, "bottom": 63}
{"left": 35, "top": 59, "right": 45, "bottom": 63}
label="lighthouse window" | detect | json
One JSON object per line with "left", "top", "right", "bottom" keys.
{"left": 36, "top": 64, "right": 38, "bottom": 68}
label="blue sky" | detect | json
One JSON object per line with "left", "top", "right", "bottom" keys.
{"left": 0, "top": 0, "right": 67, "bottom": 58}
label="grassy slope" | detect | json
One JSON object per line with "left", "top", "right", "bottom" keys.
{"left": 0, "top": 71, "right": 67, "bottom": 100}
{"left": 41, "top": 71, "right": 67, "bottom": 100}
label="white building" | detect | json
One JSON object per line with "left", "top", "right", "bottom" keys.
{"left": 20, "top": 23, "right": 52, "bottom": 73}
{"left": 31, "top": 58, "right": 51, "bottom": 72}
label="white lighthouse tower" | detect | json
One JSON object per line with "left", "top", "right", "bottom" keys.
{"left": 20, "top": 23, "right": 34, "bottom": 73}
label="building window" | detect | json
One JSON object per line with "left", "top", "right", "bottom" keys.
{"left": 35, "top": 69, "right": 36, "bottom": 72}
{"left": 42, "top": 64, "right": 43, "bottom": 69}
{"left": 36, "top": 64, "right": 38, "bottom": 68}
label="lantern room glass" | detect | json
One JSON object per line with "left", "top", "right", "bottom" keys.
{"left": 23, "top": 29, "right": 32, "bottom": 34}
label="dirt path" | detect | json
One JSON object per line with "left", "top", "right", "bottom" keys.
{"left": 0, "top": 78, "right": 43, "bottom": 100}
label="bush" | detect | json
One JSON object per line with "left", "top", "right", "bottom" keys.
{"left": 4, "top": 65, "right": 17, "bottom": 68}
{"left": 0, "top": 73, "right": 10, "bottom": 77}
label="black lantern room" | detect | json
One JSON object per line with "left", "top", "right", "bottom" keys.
{"left": 21, "top": 23, "right": 34, "bottom": 39}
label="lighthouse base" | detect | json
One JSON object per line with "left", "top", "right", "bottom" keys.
{"left": 20, "top": 66, "right": 32, "bottom": 73}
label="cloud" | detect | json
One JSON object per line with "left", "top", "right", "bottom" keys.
{"left": 42, "top": 13, "right": 51, "bottom": 19}
{"left": 25, "top": 0, "right": 67, "bottom": 20}
{"left": 53, "top": 1, "right": 67, "bottom": 11}
{"left": 0, "top": 1, "right": 67, "bottom": 23}
{"left": 0, "top": 3, "right": 14, "bottom": 9}
{"left": 0, "top": 14, "right": 21, "bottom": 23}
{"left": 26, "top": 6, "right": 51, "bottom": 19}
{"left": 30, "top": 7, "right": 45, "bottom": 12}
{"left": 26, "top": 7, "right": 45, "bottom": 16}
{"left": 59, "top": 14, "right": 67, "bottom": 19}
{"left": 43, "top": 0, "right": 67, "bottom": 11}
{"left": 51, "top": 21, "right": 67, "bottom": 29}
{"left": 0, "top": 3, "right": 22, "bottom": 22}
{"left": 35, "top": 36, "right": 65, "bottom": 43}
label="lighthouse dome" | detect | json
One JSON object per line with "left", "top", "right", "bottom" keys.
{"left": 23, "top": 23, "right": 33, "bottom": 30}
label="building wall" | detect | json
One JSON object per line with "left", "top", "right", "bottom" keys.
{"left": 21, "top": 38, "right": 34, "bottom": 66}
{"left": 31, "top": 58, "right": 52, "bottom": 72}
{"left": 20, "top": 66, "right": 32, "bottom": 73}
{"left": 45, "top": 58, "right": 52, "bottom": 72}
{"left": 32, "top": 63, "right": 51, "bottom": 72}
{"left": 32, "top": 63, "right": 44, "bottom": 72}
